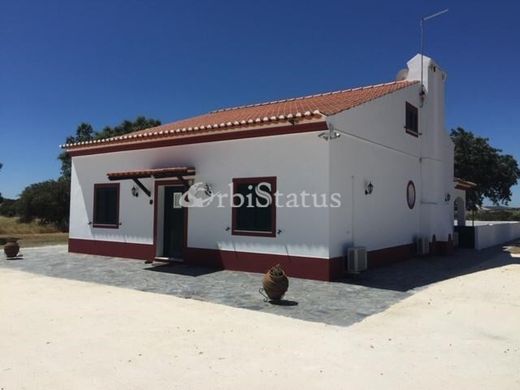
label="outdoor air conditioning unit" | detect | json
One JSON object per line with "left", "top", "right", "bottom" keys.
{"left": 346, "top": 247, "right": 368, "bottom": 274}
{"left": 415, "top": 237, "right": 430, "bottom": 256}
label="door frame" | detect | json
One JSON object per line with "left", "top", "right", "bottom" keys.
{"left": 153, "top": 179, "right": 189, "bottom": 258}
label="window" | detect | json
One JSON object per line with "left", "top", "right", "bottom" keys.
{"left": 405, "top": 102, "right": 419, "bottom": 136}
{"left": 232, "top": 177, "right": 276, "bottom": 237}
{"left": 93, "top": 183, "right": 120, "bottom": 228}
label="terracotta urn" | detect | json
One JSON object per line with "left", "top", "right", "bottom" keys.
{"left": 4, "top": 237, "right": 20, "bottom": 258}
{"left": 262, "top": 264, "right": 289, "bottom": 301}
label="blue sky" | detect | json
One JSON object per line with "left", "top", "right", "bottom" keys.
{"left": 0, "top": 0, "right": 519, "bottom": 203}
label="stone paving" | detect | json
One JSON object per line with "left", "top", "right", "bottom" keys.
{"left": 1, "top": 244, "right": 514, "bottom": 326}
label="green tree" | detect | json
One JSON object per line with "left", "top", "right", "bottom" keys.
{"left": 451, "top": 127, "right": 520, "bottom": 208}
{"left": 58, "top": 117, "right": 161, "bottom": 179}
{"left": 58, "top": 123, "right": 95, "bottom": 178}
{"left": 95, "top": 116, "right": 161, "bottom": 140}
{"left": 16, "top": 178, "right": 70, "bottom": 230}
{"left": 0, "top": 198, "right": 17, "bottom": 217}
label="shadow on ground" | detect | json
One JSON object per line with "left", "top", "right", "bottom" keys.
{"left": 145, "top": 263, "right": 219, "bottom": 277}
{"left": 269, "top": 299, "right": 299, "bottom": 306}
{"left": 342, "top": 244, "right": 520, "bottom": 292}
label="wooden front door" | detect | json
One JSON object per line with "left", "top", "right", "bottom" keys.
{"left": 162, "top": 186, "right": 186, "bottom": 258}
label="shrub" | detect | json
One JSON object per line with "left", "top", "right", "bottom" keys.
{"left": 473, "top": 209, "right": 520, "bottom": 221}
{"left": 0, "top": 198, "right": 17, "bottom": 217}
{"left": 16, "top": 179, "right": 70, "bottom": 230}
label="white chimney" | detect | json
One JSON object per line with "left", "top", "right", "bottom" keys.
{"left": 405, "top": 53, "right": 447, "bottom": 93}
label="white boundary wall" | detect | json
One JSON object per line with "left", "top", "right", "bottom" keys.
{"left": 472, "top": 221, "right": 520, "bottom": 250}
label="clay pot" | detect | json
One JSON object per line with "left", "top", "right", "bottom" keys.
{"left": 262, "top": 264, "right": 289, "bottom": 301}
{"left": 4, "top": 237, "right": 20, "bottom": 258}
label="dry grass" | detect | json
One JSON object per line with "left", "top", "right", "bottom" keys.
{"left": 0, "top": 216, "right": 68, "bottom": 247}
{"left": 0, "top": 233, "right": 69, "bottom": 248}
{"left": 0, "top": 216, "right": 60, "bottom": 235}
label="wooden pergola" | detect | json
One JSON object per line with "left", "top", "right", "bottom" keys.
{"left": 107, "top": 167, "right": 196, "bottom": 197}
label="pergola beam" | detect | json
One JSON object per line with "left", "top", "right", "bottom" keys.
{"left": 106, "top": 167, "right": 196, "bottom": 197}
{"left": 132, "top": 178, "right": 151, "bottom": 197}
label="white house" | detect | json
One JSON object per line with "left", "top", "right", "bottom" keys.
{"left": 63, "top": 54, "right": 457, "bottom": 281}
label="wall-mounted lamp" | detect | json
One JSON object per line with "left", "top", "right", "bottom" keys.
{"left": 318, "top": 131, "right": 341, "bottom": 141}
{"left": 445, "top": 193, "right": 451, "bottom": 202}
{"left": 131, "top": 186, "right": 139, "bottom": 197}
{"left": 365, "top": 181, "right": 374, "bottom": 195}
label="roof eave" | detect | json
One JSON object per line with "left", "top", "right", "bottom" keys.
{"left": 61, "top": 111, "right": 324, "bottom": 151}
{"left": 64, "top": 119, "right": 329, "bottom": 156}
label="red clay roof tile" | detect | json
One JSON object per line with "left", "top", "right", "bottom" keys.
{"left": 63, "top": 80, "right": 418, "bottom": 149}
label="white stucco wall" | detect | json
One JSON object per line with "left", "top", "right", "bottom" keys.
{"left": 70, "top": 131, "right": 331, "bottom": 258}
{"left": 412, "top": 55, "right": 454, "bottom": 243}
{"left": 453, "top": 187, "right": 467, "bottom": 226}
{"left": 326, "top": 55, "right": 454, "bottom": 258}
{"left": 327, "top": 86, "right": 421, "bottom": 256}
